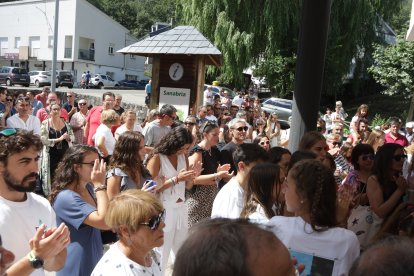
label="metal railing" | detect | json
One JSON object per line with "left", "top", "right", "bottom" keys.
{"left": 78, "top": 49, "right": 95, "bottom": 61}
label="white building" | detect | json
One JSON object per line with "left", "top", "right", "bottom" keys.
{"left": 0, "top": 0, "right": 146, "bottom": 84}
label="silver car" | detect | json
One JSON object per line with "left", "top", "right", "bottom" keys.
{"left": 261, "top": 97, "right": 292, "bottom": 128}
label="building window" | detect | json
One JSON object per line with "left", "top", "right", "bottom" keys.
{"left": 29, "top": 36, "right": 40, "bottom": 58}
{"left": 0, "top": 38, "right": 7, "bottom": 56}
{"left": 48, "top": 36, "right": 54, "bottom": 48}
{"left": 14, "top": 37, "right": 21, "bottom": 49}
{"left": 106, "top": 72, "right": 114, "bottom": 79}
{"left": 108, "top": 44, "right": 114, "bottom": 55}
{"left": 130, "top": 54, "right": 135, "bottom": 59}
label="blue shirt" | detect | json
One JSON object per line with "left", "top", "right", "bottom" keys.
{"left": 145, "top": 83, "right": 151, "bottom": 95}
{"left": 53, "top": 185, "right": 103, "bottom": 276}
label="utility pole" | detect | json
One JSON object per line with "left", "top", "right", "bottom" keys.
{"left": 288, "top": 0, "right": 332, "bottom": 152}
{"left": 51, "top": 0, "right": 59, "bottom": 92}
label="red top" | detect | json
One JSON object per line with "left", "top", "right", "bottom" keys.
{"left": 385, "top": 132, "right": 409, "bottom": 147}
{"left": 86, "top": 106, "right": 103, "bottom": 145}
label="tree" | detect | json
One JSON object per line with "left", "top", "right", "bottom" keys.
{"left": 179, "top": 0, "right": 406, "bottom": 97}
{"left": 369, "top": 37, "right": 414, "bottom": 120}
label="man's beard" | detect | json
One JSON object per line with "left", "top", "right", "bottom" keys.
{"left": 3, "top": 170, "right": 37, "bottom": 193}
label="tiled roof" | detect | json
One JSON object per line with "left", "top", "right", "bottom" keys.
{"left": 117, "top": 26, "right": 222, "bottom": 65}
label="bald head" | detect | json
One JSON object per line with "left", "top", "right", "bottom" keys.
{"left": 173, "top": 218, "right": 294, "bottom": 276}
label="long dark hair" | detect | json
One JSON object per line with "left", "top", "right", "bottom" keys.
{"left": 373, "top": 143, "right": 403, "bottom": 199}
{"left": 109, "top": 131, "right": 150, "bottom": 183}
{"left": 241, "top": 163, "right": 285, "bottom": 219}
{"left": 153, "top": 126, "right": 193, "bottom": 156}
{"left": 49, "top": 145, "right": 99, "bottom": 204}
{"left": 290, "top": 159, "right": 338, "bottom": 231}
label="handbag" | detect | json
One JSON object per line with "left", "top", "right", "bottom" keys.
{"left": 347, "top": 204, "right": 382, "bottom": 250}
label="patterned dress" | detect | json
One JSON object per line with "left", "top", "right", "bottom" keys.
{"left": 186, "top": 145, "right": 221, "bottom": 227}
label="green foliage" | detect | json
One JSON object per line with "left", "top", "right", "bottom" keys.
{"left": 369, "top": 36, "right": 414, "bottom": 99}
{"left": 370, "top": 113, "right": 388, "bottom": 128}
{"left": 179, "top": 0, "right": 406, "bottom": 98}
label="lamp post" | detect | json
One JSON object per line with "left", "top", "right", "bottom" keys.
{"left": 51, "top": 0, "right": 59, "bottom": 92}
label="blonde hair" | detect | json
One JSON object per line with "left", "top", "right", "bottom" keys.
{"left": 105, "top": 190, "right": 163, "bottom": 233}
{"left": 121, "top": 109, "right": 137, "bottom": 120}
{"left": 100, "top": 109, "right": 118, "bottom": 124}
{"left": 365, "top": 129, "right": 384, "bottom": 146}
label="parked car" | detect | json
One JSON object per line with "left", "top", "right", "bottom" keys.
{"left": 261, "top": 97, "right": 292, "bottom": 128}
{"left": 118, "top": 79, "right": 148, "bottom": 89}
{"left": 89, "top": 74, "right": 119, "bottom": 89}
{"left": 0, "top": 66, "right": 30, "bottom": 87}
{"left": 204, "top": 84, "right": 235, "bottom": 99}
{"left": 56, "top": 70, "right": 74, "bottom": 88}
{"left": 29, "top": 71, "right": 51, "bottom": 87}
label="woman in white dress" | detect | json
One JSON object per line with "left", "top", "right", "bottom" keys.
{"left": 91, "top": 190, "right": 165, "bottom": 276}
{"left": 146, "top": 126, "right": 201, "bottom": 275}
{"left": 269, "top": 159, "right": 360, "bottom": 276}
{"left": 266, "top": 112, "right": 281, "bottom": 147}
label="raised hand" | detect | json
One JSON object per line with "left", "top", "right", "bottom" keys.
{"left": 91, "top": 159, "right": 106, "bottom": 187}
{"left": 29, "top": 223, "right": 70, "bottom": 261}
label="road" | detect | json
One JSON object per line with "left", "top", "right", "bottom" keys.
{"left": 10, "top": 85, "right": 147, "bottom": 106}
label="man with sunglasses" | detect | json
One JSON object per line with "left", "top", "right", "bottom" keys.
{"left": 219, "top": 120, "right": 248, "bottom": 175}
{"left": 69, "top": 99, "right": 89, "bottom": 144}
{"left": 6, "top": 97, "right": 41, "bottom": 136}
{"left": 0, "top": 130, "right": 69, "bottom": 275}
{"left": 196, "top": 105, "right": 208, "bottom": 126}
{"left": 142, "top": 104, "right": 176, "bottom": 149}
{"left": 62, "top": 91, "right": 78, "bottom": 120}
{"left": 327, "top": 133, "right": 351, "bottom": 185}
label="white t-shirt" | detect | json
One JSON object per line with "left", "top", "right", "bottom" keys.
{"left": 203, "top": 89, "right": 214, "bottom": 105}
{"left": 94, "top": 124, "right": 116, "bottom": 155}
{"left": 115, "top": 123, "right": 143, "bottom": 138}
{"left": 0, "top": 193, "right": 57, "bottom": 276}
{"left": 7, "top": 114, "right": 41, "bottom": 136}
{"left": 248, "top": 205, "right": 270, "bottom": 224}
{"left": 91, "top": 242, "right": 161, "bottom": 276}
{"left": 211, "top": 177, "right": 244, "bottom": 218}
{"left": 269, "top": 216, "right": 359, "bottom": 276}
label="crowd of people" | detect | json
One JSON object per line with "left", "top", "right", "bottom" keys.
{"left": 1, "top": 85, "right": 414, "bottom": 276}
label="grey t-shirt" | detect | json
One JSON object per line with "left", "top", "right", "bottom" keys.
{"left": 106, "top": 167, "right": 147, "bottom": 190}
{"left": 143, "top": 121, "right": 170, "bottom": 147}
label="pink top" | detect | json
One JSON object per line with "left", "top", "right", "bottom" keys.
{"left": 36, "top": 107, "right": 69, "bottom": 123}
{"left": 385, "top": 132, "right": 409, "bottom": 147}
{"left": 86, "top": 106, "right": 103, "bottom": 145}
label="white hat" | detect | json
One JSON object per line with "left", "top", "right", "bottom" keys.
{"left": 406, "top": 122, "right": 414, "bottom": 128}
{"left": 335, "top": 101, "right": 343, "bottom": 107}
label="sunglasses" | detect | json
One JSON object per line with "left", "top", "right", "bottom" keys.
{"left": 52, "top": 108, "right": 60, "bottom": 111}
{"left": 18, "top": 96, "right": 30, "bottom": 101}
{"left": 184, "top": 122, "right": 195, "bottom": 126}
{"left": 0, "top": 128, "right": 17, "bottom": 137}
{"left": 223, "top": 112, "right": 230, "bottom": 116}
{"left": 361, "top": 154, "right": 374, "bottom": 161}
{"left": 393, "top": 154, "right": 407, "bottom": 161}
{"left": 6, "top": 98, "right": 13, "bottom": 102}
{"left": 259, "top": 141, "right": 270, "bottom": 145}
{"left": 331, "top": 141, "right": 342, "bottom": 147}
{"left": 67, "top": 95, "right": 73, "bottom": 97}
{"left": 202, "top": 121, "right": 217, "bottom": 132}
{"left": 140, "top": 209, "right": 166, "bottom": 230}
{"left": 79, "top": 102, "right": 87, "bottom": 106}
{"left": 233, "top": 126, "right": 248, "bottom": 132}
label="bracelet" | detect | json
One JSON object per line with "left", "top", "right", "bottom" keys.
{"left": 170, "top": 177, "right": 176, "bottom": 187}
{"left": 94, "top": 185, "right": 107, "bottom": 193}
{"left": 174, "top": 176, "right": 179, "bottom": 184}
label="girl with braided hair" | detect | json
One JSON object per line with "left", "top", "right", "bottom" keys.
{"left": 269, "top": 159, "right": 360, "bottom": 276}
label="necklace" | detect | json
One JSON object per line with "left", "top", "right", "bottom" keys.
{"left": 130, "top": 250, "right": 161, "bottom": 276}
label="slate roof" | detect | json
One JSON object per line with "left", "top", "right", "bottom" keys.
{"left": 117, "top": 26, "right": 222, "bottom": 66}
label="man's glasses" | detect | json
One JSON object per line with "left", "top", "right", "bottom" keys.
{"left": 233, "top": 126, "right": 248, "bottom": 132}
{"left": 393, "top": 154, "right": 407, "bottom": 161}
{"left": 67, "top": 95, "right": 73, "bottom": 98}
{"left": 184, "top": 121, "right": 195, "bottom": 126}
{"left": 6, "top": 98, "right": 13, "bottom": 102}
{"left": 140, "top": 209, "right": 166, "bottom": 230}
{"left": 79, "top": 102, "right": 87, "bottom": 106}
{"left": 361, "top": 154, "right": 374, "bottom": 161}
{"left": 0, "top": 128, "right": 17, "bottom": 137}
{"left": 259, "top": 141, "right": 270, "bottom": 145}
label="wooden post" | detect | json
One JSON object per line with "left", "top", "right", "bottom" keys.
{"left": 193, "top": 56, "right": 205, "bottom": 114}
{"left": 150, "top": 57, "right": 160, "bottom": 110}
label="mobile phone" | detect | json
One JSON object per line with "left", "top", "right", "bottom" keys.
{"left": 144, "top": 180, "right": 156, "bottom": 188}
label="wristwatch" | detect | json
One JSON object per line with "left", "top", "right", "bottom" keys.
{"left": 28, "top": 250, "right": 44, "bottom": 269}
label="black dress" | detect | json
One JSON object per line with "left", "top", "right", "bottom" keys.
{"left": 49, "top": 125, "right": 69, "bottom": 182}
{"left": 186, "top": 145, "right": 221, "bottom": 227}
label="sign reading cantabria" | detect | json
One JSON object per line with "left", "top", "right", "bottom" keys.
{"left": 159, "top": 87, "right": 191, "bottom": 121}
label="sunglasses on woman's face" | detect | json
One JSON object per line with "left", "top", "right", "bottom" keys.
{"left": 393, "top": 154, "right": 407, "bottom": 162}
{"left": 6, "top": 98, "right": 13, "bottom": 102}
{"left": 79, "top": 102, "right": 87, "bottom": 106}
{"left": 259, "top": 141, "right": 270, "bottom": 145}
{"left": 361, "top": 154, "right": 374, "bottom": 161}
{"left": 140, "top": 209, "right": 166, "bottom": 230}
